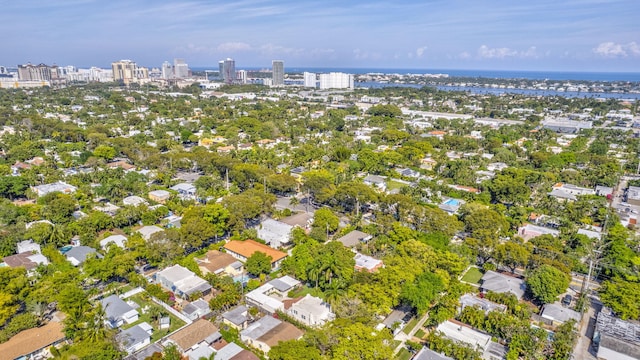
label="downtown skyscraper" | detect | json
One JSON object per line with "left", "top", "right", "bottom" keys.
{"left": 272, "top": 60, "right": 284, "bottom": 86}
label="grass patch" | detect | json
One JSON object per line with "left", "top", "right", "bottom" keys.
{"left": 387, "top": 180, "right": 408, "bottom": 191}
{"left": 288, "top": 285, "right": 324, "bottom": 299}
{"left": 461, "top": 266, "right": 483, "bottom": 284}
{"left": 402, "top": 317, "right": 419, "bottom": 334}
{"left": 396, "top": 348, "right": 412, "bottom": 360}
{"left": 415, "top": 328, "right": 426, "bottom": 339}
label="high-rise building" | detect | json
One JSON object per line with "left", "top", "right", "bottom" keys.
{"left": 222, "top": 58, "right": 235, "bottom": 84}
{"left": 162, "top": 61, "right": 173, "bottom": 79}
{"left": 174, "top": 58, "right": 189, "bottom": 79}
{"left": 272, "top": 60, "right": 284, "bottom": 86}
{"left": 218, "top": 61, "right": 224, "bottom": 80}
{"left": 303, "top": 72, "right": 316, "bottom": 88}
{"left": 17, "top": 63, "right": 61, "bottom": 82}
{"left": 111, "top": 60, "right": 148, "bottom": 85}
{"left": 319, "top": 72, "right": 354, "bottom": 90}
{"left": 236, "top": 70, "right": 247, "bottom": 84}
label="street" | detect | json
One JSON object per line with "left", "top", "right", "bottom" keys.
{"left": 572, "top": 297, "right": 602, "bottom": 360}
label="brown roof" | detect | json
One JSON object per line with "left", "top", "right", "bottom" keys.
{"left": 223, "top": 240, "right": 287, "bottom": 263}
{"left": 256, "top": 322, "right": 303, "bottom": 347}
{"left": 279, "top": 212, "right": 312, "bottom": 227}
{"left": 3, "top": 252, "right": 39, "bottom": 270}
{"left": 230, "top": 350, "right": 260, "bottom": 360}
{"left": 197, "top": 250, "right": 238, "bottom": 274}
{"left": 107, "top": 160, "right": 135, "bottom": 170}
{"left": 0, "top": 321, "right": 65, "bottom": 359}
{"left": 168, "top": 319, "right": 218, "bottom": 351}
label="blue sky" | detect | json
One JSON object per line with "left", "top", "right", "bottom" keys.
{"left": 2, "top": 0, "right": 639, "bottom": 72}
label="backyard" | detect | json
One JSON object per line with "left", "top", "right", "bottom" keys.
{"left": 122, "top": 292, "right": 186, "bottom": 342}
{"left": 461, "top": 266, "right": 483, "bottom": 285}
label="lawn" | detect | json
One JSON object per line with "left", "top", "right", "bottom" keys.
{"left": 414, "top": 328, "right": 426, "bottom": 339}
{"left": 396, "top": 348, "right": 412, "bottom": 360}
{"left": 387, "top": 180, "right": 408, "bottom": 191}
{"left": 402, "top": 317, "right": 419, "bottom": 335}
{"left": 123, "top": 293, "right": 186, "bottom": 341}
{"left": 461, "top": 266, "right": 484, "bottom": 284}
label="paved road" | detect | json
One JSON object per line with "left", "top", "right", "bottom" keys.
{"left": 572, "top": 298, "right": 601, "bottom": 360}
{"left": 275, "top": 195, "right": 316, "bottom": 214}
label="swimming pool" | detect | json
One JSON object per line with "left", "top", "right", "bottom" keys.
{"left": 60, "top": 245, "right": 73, "bottom": 254}
{"left": 443, "top": 198, "right": 460, "bottom": 206}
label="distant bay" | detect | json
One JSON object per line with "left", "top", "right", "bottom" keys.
{"left": 193, "top": 67, "right": 640, "bottom": 82}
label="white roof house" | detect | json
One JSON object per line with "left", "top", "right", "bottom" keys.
{"left": 285, "top": 294, "right": 335, "bottom": 327}
{"left": 541, "top": 303, "right": 581, "bottom": 325}
{"left": 354, "top": 253, "right": 383, "bottom": 272}
{"left": 100, "top": 235, "right": 127, "bottom": 250}
{"left": 122, "top": 195, "right": 148, "bottom": 207}
{"left": 155, "top": 264, "right": 212, "bottom": 299}
{"left": 31, "top": 182, "right": 77, "bottom": 197}
{"left": 17, "top": 240, "right": 41, "bottom": 254}
{"left": 101, "top": 294, "right": 139, "bottom": 328}
{"left": 245, "top": 276, "right": 301, "bottom": 315}
{"left": 256, "top": 218, "right": 293, "bottom": 248}
{"left": 137, "top": 225, "right": 163, "bottom": 241}
{"left": 480, "top": 271, "right": 526, "bottom": 299}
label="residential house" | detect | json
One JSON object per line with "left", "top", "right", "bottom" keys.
{"left": 148, "top": 189, "right": 171, "bottom": 204}
{"left": 448, "top": 184, "right": 481, "bottom": 194}
{"left": 541, "top": 303, "right": 581, "bottom": 327}
{"left": 94, "top": 202, "right": 121, "bottom": 216}
{"left": 486, "top": 162, "right": 509, "bottom": 172}
{"left": 2, "top": 252, "right": 48, "bottom": 272}
{"left": 65, "top": 246, "right": 101, "bottom": 266}
{"left": 107, "top": 160, "right": 136, "bottom": 172}
{"left": 395, "top": 167, "right": 421, "bottom": 179}
{"left": 17, "top": 239, "right": 41, "bottom": 254}
{"left": 137, "top": 225, "right": 163, "bottom": 241}
{"left": 171, "top": 183, "right": 197, "bottom": 199}
{"left": 436, "top": 320, "right": 507, "bottom": 360}
{"left": 217, "top": 145, "right": 235, "bottom": 154}
{"left": 420, "top": 157, "right": 437, "bottom": 171}
{"left": 279, "top": 212, "right": 313, "bottom": 229}
{"left": 578, "top": 227, "right": 603, "bottom": 241}
{"left": 354, "top": 252, "right": 384, "bottom": 272}
{"left": 285, "top": 294, "right": 335, "bottom": 327}
{"left": 182, "top": 299, "right": 212, "bottom": 321}
{"left": 479, "top": 271, "right": 526, "bottom": 299}
{"left": 551, "top": 182, "right": 595, "bottom": 197}
{"left": 222, "top": 305, "right": 250, "bottom": 330}
{"left": 336, "top": 230, "right": 372, "bottom": 248}
{"left": 31, "top": 181, "right": 77, "bottom": 197}
{"left": 165, "top": 319, "right": 221, "bottom": 359}
{"left": 595, "top": 185, "right": 614, "bottom": 197}
{"left": 363, "top": 175, "right": 386, "bottom": 191}
{"left": 214, "top": 342, "right": 259, "bottom": 360}
{"left": 245, "top": 276, "right": 301, "bottom": 315}
{"left": 100, "top": 234, "right": 127, "bottom": 250}
{"left": 122, "top": 196, "right": 148, "bottom": 207}
{"left": 381, "top": 306, "right": 413, "bottom": 335}
{"left": 116, "top": 323, "right": 152, "bottom": 354}
{"left": 257, "top": 219, "right": 294, "bottom": 249}
{"left": 458, "top": 294, "right": 507, "bottom": 314}
{"left": 196, "top": 250, "right": 244, "bottom": 277}
{"left": 517, "top": 223, "right": 560, "bottom": 241}
{"left": 412, "top": 347, "right": 454, "bottom": 360}
{"left": 101, "top": 294, "right": 139, "bottom": 328}
{"left": 155, "top": 265, "right": 212, "bottom": 299}
{"left": 548, "top": 188, "right": 577, "bottom": 202}
{"left": 593, "top": 309, "right": 640, "bottom": 360}
{"left": 223, "top": 240, "right": 288, "bottom": 271}
{"left": 0, "top": 321, "right": 66, "bottom": 360}
{"left": 627, "top": 186, "right": 640, "bottom": 207}
{"left": 123, "top": 343, "right": 164, "bottom": 360}
{"left": 240, "top": 315, "right": 303, "bottom": 354}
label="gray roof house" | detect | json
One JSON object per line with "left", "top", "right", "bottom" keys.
{"left": 458, "top": 294, "right": 507, "bottom": 314}
{"left": 541, "top": 303, "right": 581, "bottom": 326}
{"left": 222, "top": 305, "right": 249, "bottom": 330}
{"left": 363, "top": 175, "right": 386, "bottom": 190}
{"left": 155, "top": 264, "right": 212, "bottom": 299}
{"left": 66, "top": 246, "right": 101, "bottom": 266}
{"left": 101, "top": 294, "right": 139, "bottom": 328}
{"left": 116, "top": 323, "right": 152, "bottom": 354}
{"left": 480, "top": 271, "right": 526, "bottom": 299}
{"left": 100, "top": 234, "right": 127, "bottom": 250}
{"left": 31, "top": 181, "right": 77, "bottom": 197}
{"left": 336, "top": 230, "right": 372, "bottom": 248}
{"left": 413, "top": 347, "right": 453, "bottom": 360}
{"left": 182, "top": 298, "right": 211, "bottom": 321}
{"left": 137, "top": 225, "right": 164, "bottom": 241}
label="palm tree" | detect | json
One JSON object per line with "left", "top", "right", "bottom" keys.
{"left": 27, "top": 301, "right": 48, "bottom": 324}
{"left": 81, "top": 303, "right": 111, "bottom": 343}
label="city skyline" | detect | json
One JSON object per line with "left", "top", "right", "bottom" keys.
{"left": 2, "top": 0, "right": 639, "bottom": 72}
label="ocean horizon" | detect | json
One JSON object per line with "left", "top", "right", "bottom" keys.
{"left": 191, "top": 66, "right": 640, "bottom": 82}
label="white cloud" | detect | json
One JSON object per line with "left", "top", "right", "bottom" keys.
{"left": 458, "top": 51, "right": 471, "bottom": 59}
{"left": 477, "top": 45, "right": 518, "bottom": 59}
{"left": 416, "top": 46, "right": 427, "bottom": 58}
{"left": 593, "top": 41, "right": 640, "bottom": 58}
{"left": 217, "top": 42, "right": 252, "bottom": 52}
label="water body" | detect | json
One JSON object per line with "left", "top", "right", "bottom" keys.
{"left": 193, "top": 67, "right": 640, "bottom": 82}
{"left": 355, "top": 82, "right": 640, "bottom": 100}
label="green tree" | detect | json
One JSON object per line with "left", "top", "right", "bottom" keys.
{"left": 400, "top": 271, "right": 446, "bottom": 315}
{"left": 269, "top": 339, "right": 322, "bottom": 360}
{"left": 599, "top": 280, "right": 640, "bottom": 320}
{"left": 93, "top": 145, "right": 117, "bottom": 160}
{"left": 246, "top": 252, "right": 273, "bottom": 276}
{"left": 526, "top": 265, "right": 570, "bottom": 304}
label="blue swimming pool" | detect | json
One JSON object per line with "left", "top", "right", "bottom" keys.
{"left": 60, "top": 245, "right": 73, "bottom": 254}
{"left": 443, "top": 198, "right": 460, "bottom": 206}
